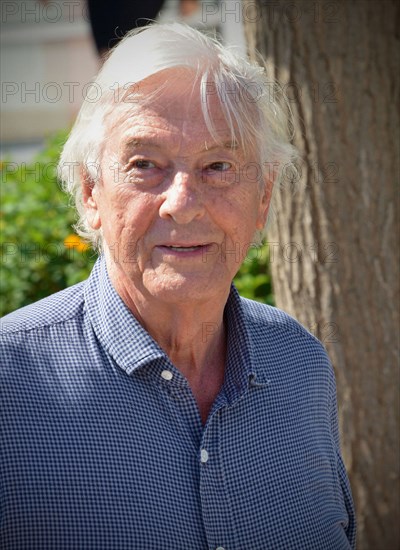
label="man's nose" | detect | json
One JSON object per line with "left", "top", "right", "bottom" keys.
{"left": 158, "top": 170, "right": 205, "bottom": 224}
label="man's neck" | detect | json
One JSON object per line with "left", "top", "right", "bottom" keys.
{"left": 107, "top": 260, "right": 230, "bottom": 423}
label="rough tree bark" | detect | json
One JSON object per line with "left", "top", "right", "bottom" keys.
{"left": 243, "top": 1, "right": 399, "bottom": 548}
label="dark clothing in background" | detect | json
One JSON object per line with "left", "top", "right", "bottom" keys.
{"left": 87, "top": 0, "right": 165, "bottom": 52}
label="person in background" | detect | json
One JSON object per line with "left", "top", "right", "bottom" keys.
{"left": 87, "top": 0, "right": 200, "bottom": 56}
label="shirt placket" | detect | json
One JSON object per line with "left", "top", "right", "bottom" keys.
{"left": 199, "top": 402, "right": 239, "bottom": 550}
{"left": 154, "top": 361, "right": 240, "bottom": 550}
{"left": 157, "top": 364, "right": 204, "bottom": 453}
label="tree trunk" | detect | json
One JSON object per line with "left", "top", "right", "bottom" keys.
{"left": 243, "top": 1, "right": 399, "bottom": 548}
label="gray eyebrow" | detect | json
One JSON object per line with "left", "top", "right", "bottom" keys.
{"left": 124, "top": 138, "right": 239, "bottom": 151}
{"left": 124, "top": 139, "right": 163, "bottom": 150}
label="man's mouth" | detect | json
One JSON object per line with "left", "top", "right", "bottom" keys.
{"left": 156, "top": 243, "right": 212, "bottom": 257}
{"left": 164, "top": 245, "right": 203, "bottom": 252}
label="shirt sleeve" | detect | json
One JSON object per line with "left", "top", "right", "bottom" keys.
{"left": 329, "top": 368, "right": 357, "bottom": 549}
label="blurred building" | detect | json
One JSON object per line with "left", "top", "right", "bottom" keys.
{"left": 0, "top": 0, "right": 246, "bottom": 161}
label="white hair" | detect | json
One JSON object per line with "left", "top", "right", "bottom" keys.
{"left": 59, "top": 22, "right": 298, "bottom": 250}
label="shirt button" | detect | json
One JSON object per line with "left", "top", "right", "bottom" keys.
{"left": 200, "top": 449, "right": 209, "bottom": 463}
{"left": 216, "top": 547, "right": 225, "bottom": 550}
{"left": 161, "top": 370, "right": 173, "bottom": 381}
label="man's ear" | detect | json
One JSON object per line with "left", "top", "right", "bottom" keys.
{"left": 81, "top": 170, "right": 102, "bottom": 230}
{"left": 256, "top": 178, "right": 273, "bottom": 230}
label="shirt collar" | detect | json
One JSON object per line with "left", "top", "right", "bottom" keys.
{"left": 84, "top": 256, "right": 263, "bottom": 395}
{"left": 84, "top": 256, "right": 166, "bottom": 374}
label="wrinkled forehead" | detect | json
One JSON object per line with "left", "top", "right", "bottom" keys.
{"left": 101, "top": 68, "right": 254, "bottom": 155}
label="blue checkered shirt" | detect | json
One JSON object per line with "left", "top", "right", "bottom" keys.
{"left": 1, "top": 256, "right": 356, "bottom": 549}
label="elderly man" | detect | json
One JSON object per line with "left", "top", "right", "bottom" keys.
{"left": 1, "top": 23, "right": 355, "bottom": 549}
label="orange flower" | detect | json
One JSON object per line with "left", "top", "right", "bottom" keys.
{"left": 64, "top": 234, "right": 90, "bottom": 253}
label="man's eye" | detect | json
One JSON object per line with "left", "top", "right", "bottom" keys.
{"left": 208, "top": 161, "right": 232, "bottom": 171}
{"left": 131, "top": 159, "right": 156, "bottom": 169}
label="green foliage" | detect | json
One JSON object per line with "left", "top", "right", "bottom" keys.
{"left": 0, "top": 132, "right": 98, "bottom": 317}
{"left": 233, "top": 242, "right": 274, "bottom": 305}
{"left": 0, "top": 133, "right": 274, "bottom": 316}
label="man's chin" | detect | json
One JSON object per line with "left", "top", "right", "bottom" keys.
{"left": 142, "top": 272, "right": 227, "bottom": 304}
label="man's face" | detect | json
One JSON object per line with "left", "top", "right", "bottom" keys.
{"left": 84, "top": 71, "right": 271, "bottom": 305}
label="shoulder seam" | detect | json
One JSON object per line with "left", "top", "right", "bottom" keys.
{"left": 243, "top": 302, "right": 327, "bottom": 352}
{"left": 264, "top": 319, "right": 325, "bottom": 350}
{"left": 1, "top": 311, "right": 86, "bottom": 336}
